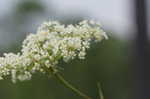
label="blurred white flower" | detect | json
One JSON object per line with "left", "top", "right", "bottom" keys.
{"left": 0, "top": 20, "right": 108, "bottom": 82}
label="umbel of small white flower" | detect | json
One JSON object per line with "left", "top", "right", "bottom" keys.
{"left": 0, "top": 20, "right": 108, "bottom": 83}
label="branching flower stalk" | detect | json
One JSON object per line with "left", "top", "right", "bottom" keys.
{"left": 0, "top": 20, "right": 107, "bottom": 99}
{"left": 54, "top": 72, "right": 92, "bottom": 99}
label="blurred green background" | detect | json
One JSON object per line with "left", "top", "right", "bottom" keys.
{"left": 0, "top": 0, "right": 130, "bottom": 99}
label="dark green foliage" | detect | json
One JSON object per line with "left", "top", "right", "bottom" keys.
{"left": 16, "top": 0, "right": 44, "bottom": 13}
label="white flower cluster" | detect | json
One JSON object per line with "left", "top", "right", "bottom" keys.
{"left": 0, "top": 20, "right": 107, "bottom": 83}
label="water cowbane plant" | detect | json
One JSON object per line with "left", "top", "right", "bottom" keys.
{"left": 0, "top": 20, "right": 107, "bottom": 99}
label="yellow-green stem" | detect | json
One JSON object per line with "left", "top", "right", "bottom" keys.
{"left": 53, "top": 73, "right": 92, "bottom": 99}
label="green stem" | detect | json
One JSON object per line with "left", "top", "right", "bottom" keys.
{"left": 53, "top": 73, "right": 92, "bottom": 99}
{"left": 97, "top": 83, "right": 104, "bottom": 99}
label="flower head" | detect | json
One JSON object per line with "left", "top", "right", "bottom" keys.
{"left": 0, "top": 20, "right": 108, "bottom": 82}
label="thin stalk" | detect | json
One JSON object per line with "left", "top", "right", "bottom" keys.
{"left": 53, "top": 72, "right": 92, "bottom": 99}
{"left": 97, "top": 83, "right": 104, "bottom": 99}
